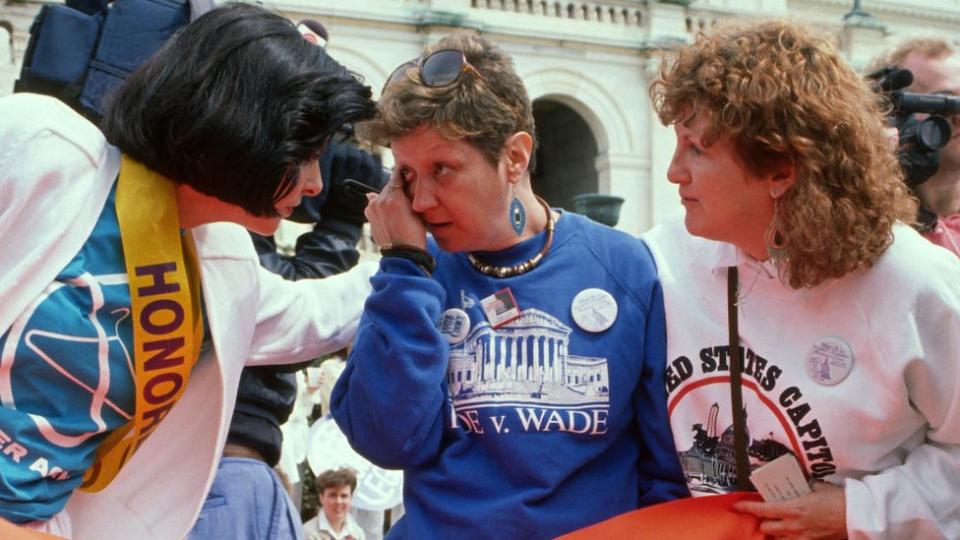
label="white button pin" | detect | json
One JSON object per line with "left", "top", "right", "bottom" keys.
{"left": 805, "top": 336, "right": 855, "bottom": 386}
{"left": 439, "top": 308, "right": 471, "bottom": 344}
{"left": 571, "top": 288, "right": 618, "bottom": 333}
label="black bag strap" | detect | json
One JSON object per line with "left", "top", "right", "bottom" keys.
{"left": 13, "top": 5, "right": 55, "bottom": 94}
{"left": 727, "top": 266, "right": 753, "bottom": 491}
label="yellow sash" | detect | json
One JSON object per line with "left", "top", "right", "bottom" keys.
{"left": 80, "top": 156, "right": 204, "bottom": 492}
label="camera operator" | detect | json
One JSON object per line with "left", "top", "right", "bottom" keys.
{"left": 187, "top": 137, "right": 384, "bottom": 540}
{"left": 252, "top": 139, "right": 385, "bottom": 279}
{"left": 873, "top": 39, "right": 960, "bottom": 255}
{"left": 187, "top": 21, "right": 386, "bottom": 540}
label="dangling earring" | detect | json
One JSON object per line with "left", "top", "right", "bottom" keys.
{"left": 764, "top": 197, "right": 788, "bottom": 262}
{"left": 509, "top": 184, "right": 526, "bottom": 236}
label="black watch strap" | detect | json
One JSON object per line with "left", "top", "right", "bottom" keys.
{"left": 380, "top": 244, "right": 436, "bottom": 275}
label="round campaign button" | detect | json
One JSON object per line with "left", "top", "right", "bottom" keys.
{"left": 571, "top": 288, "right": 618, "bottom": 333}
{"left": 439, "top": 308, "right": 471, "bottom": 344}
{"left": 805, "top": 335, "right": 855, "bottom": 386}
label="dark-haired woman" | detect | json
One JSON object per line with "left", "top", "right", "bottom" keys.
{"left": 0, "top": 4, "right": 375, "bottom": 538}
{"left": 330, "top": 32, "right": 687, "bottom": 538}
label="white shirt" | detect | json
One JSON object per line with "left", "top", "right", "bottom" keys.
{"left": 303, "top": 510, "right": 365, "bottom": 540}
{"left": 643, "top": 216, "right": 960, "bottom": 539}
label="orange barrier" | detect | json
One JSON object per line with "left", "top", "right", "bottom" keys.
{"left": 557, "top": 493, "right": 766, "bottom": 540}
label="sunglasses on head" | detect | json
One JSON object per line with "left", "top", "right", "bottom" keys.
{"left": 382, "top": 48, "right": 511, "bottom": 106}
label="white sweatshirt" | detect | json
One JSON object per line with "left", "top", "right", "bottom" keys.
{"left": 644, "top": 216, "right": 960, "bottom": 540}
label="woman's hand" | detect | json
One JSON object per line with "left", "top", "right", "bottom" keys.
{"left": 731, "top": 482, "right": 847, "bottom": 539}
{"left": 364, "top": 171, "right": 427, "bottom": 250}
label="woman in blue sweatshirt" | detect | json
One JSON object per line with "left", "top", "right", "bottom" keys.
{"left": 330, "top": 32, "right": 687, "bottom": 539}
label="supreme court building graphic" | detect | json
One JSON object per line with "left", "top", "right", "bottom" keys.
{"left": 448, "top": 309, "right": 609, "bottom": 408}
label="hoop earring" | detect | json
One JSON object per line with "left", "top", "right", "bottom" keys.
{"left": 509, "top": 185, "right": 526, "bottom": 236}
{"left": 764, "top": 198, "right": 788, "bottom": 262}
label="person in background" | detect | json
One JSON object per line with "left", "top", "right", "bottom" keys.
{"left": 187, "top": 140, "right": 381, "bottom": 540}
{"left": 871, "top": 38, "right": 960, "bottom": 255}
{"left": 331, "top": 31, "right": 687, "bottom": 538}
{"left": 644, "top": 20, "right": 960, "bottom": 538}
{"left": 0, "top": 5, "right": 376, "bottom": 538}
{"left": 188, "top": 18, "right": 384, "bottom": 540}
{"left": 302, "top": 468, "right": 365, "bottom": 540}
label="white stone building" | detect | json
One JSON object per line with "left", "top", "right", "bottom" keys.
{"left": 2, "top": 0, "right": 959, "bottom": 234}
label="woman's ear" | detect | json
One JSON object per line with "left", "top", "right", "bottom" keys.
{"left": 503, "top": 131, "right": 533, "bottom": 182}
{"left": 768, "top": 160, "right": 797, "bottom": 198}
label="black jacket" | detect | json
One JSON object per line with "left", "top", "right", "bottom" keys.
{"left": 226, "top": 140, "right": 384, "bottom": 467}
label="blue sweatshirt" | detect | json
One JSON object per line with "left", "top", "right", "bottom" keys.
{"left": 331, "top": 212, "right": 686, "bottom": 539}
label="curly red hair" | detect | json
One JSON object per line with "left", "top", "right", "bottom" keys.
{"left": 651, "top": 20, "right": 916, "bottom": 288}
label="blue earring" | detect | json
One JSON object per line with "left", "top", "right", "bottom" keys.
{"left": 509, "top": 188, "right": 525, "bottom": 236}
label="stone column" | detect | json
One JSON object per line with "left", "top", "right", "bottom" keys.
{"left": 647, "top": 1, "right": 689, "bottom": 44}
{"left": 839, "top": 5, "right": 888, "bottom": 72}
{"left": 0, "top": 26, "right": 11, "bottom": 97}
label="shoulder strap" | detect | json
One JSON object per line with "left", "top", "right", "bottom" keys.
{"left": 727, "top": 266, "right": 753, "bottom": 492}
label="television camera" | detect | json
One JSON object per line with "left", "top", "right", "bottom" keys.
{"left": 870, "top": 67, "right": 960, "bottom": 187}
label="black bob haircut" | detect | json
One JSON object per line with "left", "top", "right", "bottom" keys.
{"left": 101, "top": 3, "right": 375, "bottom": 217}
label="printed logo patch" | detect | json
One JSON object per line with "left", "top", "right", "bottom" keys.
{"left": 480, "top": 288, "right": 521, "bottom": 328}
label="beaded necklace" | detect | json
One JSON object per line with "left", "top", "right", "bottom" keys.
{"left": 468, "top": 196, "right": 554, "bottom": 278}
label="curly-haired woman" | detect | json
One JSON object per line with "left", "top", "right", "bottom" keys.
{"left": 643, "top": 19, "right": 960, "bottom": 539}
